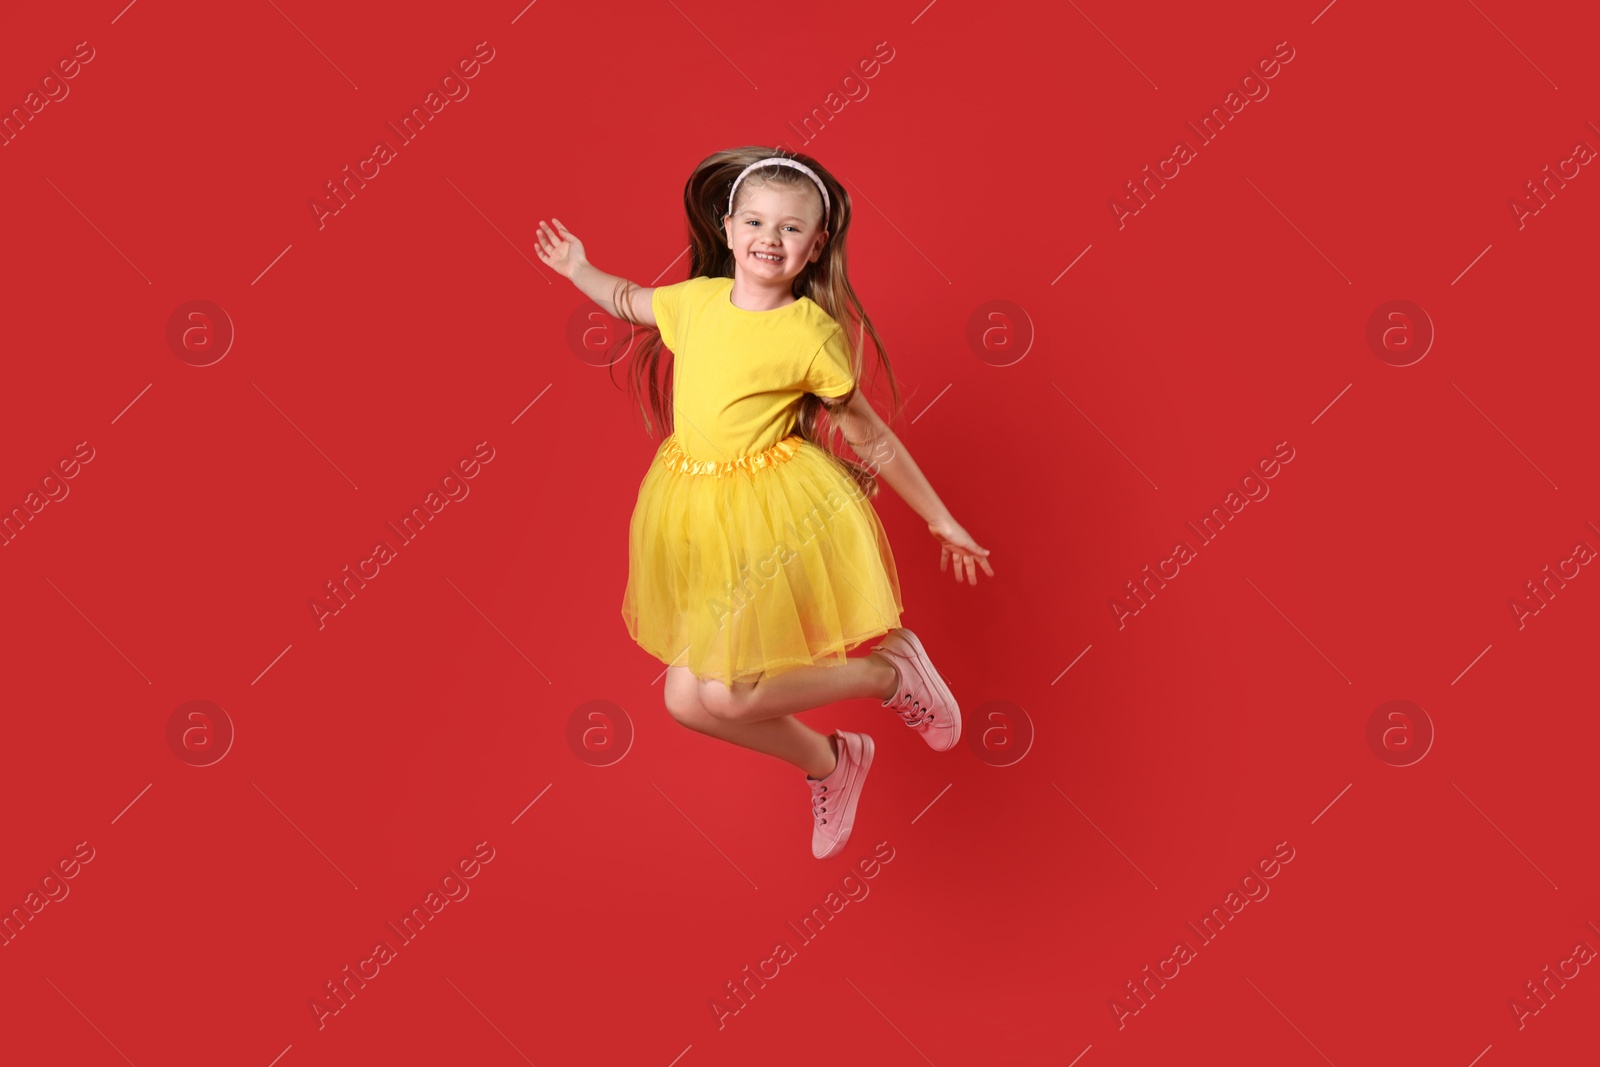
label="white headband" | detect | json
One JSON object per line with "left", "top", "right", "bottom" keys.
{"left": 726, "top": 157, "right": 831, "bottom": 229}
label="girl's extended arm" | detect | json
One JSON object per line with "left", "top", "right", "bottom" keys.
{"left": 825, "top": 390, "right": 995, "bottom": 585}
{"left": 830, "top": 390, "right": 946, "bottom": 522}
{"left": 571, "top": 260, "right": 655, "bottom": 327}
{"left": 534, "top": 218, "right": 654, "bottom": 326}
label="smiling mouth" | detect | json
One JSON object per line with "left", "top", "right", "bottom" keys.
{"left": 752, "top": 251, "right": 784, "bottom": 263}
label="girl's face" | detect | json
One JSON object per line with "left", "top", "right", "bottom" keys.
{"left": 722, "top": 182, "right": 828, "bottom": 284}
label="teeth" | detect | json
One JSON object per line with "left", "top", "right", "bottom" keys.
{"left": 754, "top": 252, "right": 783, "bottom": 262}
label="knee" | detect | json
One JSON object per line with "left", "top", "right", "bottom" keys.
{"left": 696, "top": 680, "right": 745, "bottom": 722}
{"left": 664, "top": 685, "right": 710, "bottom": 729}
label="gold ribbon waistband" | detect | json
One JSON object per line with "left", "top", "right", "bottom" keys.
{"left": 660, "top": 433, "right": 804, "bottom": 477}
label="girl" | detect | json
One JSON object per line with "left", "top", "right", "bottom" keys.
{"left": 534, "top": 146, "right": 994, "bottom": 859}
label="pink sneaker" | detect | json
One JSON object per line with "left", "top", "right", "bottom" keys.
{"left": 808, "top": 730, "right": 874, "bottom": 860}
{"left": 873, "top": 627, "right": 962, "bottom": 751}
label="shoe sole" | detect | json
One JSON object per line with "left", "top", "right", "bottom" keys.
{"left": 815, "top": 732, "right": 874, "bottom": 859}
{"left": 895, "top": 629, "right": 961, "bottom": 748}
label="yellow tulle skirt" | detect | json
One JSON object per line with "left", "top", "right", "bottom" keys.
{"left": 621, "top": 432, "right": 904, "bottom": 686}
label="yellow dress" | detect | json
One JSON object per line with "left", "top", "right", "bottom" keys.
{"left": 620, "top": 275, "right": 903, "bottom": 686}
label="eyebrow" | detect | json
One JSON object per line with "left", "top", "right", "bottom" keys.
{"left": 738, "top": 209, "right": 808, "bottom": 224}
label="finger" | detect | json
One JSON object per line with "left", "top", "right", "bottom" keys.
{"left": 978, "top": 555, "right": 996, "bottom": 577}
{"left": 963, "top": 554, "right": 976, "bottom": 585}
{"left": 939, "top": 546, "right": 948, "bottom": 571}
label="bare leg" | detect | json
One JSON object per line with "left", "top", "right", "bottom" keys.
{"left": 698, "top": 651, "right": 899, "bottom": 725}
{"left": 665, "top": 666, "right": 841, "bottom": 778}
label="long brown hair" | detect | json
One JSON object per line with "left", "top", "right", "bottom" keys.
{"left": 604, "top": 146, "right": 903, "bottom": 498}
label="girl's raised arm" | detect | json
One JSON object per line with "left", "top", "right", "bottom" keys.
{"left": 534, "top": 218, "right": 655, "bottom": 327}
{"left": 822, "top": 390, "right": 995, "bottom": 586}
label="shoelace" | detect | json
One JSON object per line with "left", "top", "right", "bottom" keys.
{"left": 889, "top": 689, "right": 935, "bottom": 729}
{"left": 810, "top": 780, "right": 830, "bottom": 825}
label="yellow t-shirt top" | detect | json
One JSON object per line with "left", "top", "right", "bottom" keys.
{"left": 651, "top": 275, "right": 856, "bottom": 462}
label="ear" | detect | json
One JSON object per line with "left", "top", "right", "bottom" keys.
{"left": 808, "top": 228, "right": 829, "bottom": 262}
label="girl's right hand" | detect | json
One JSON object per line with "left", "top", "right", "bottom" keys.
{"left": 929, "top": 516, "right": 995, "bottom": 586}
{"left": 534, "top": 218, "right": 587, "bottom": 280}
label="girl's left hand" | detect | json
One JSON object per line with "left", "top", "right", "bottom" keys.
{"left": 929, "top": 517, "right": 995, "bottom": 586}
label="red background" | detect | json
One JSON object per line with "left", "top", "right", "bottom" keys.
{"left": 3, "top": 1, "right": 1597, "bottom": 1064}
